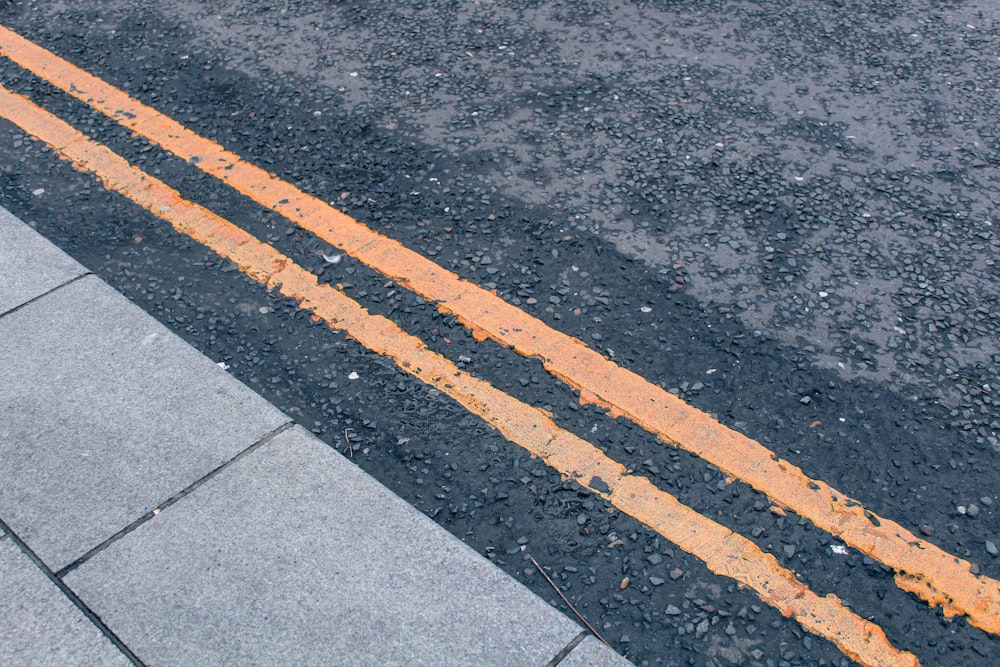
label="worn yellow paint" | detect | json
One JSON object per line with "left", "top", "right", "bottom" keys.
{"left": 1, "top": 23, "right": 995, "bottom": 637}
{"left": 0, "top": 82, "right": 920, "bottom": 667}
{"left": 6, "top": 23, "right": 986, "bottom": 637}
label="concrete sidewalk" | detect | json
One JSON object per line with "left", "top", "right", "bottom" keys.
{"left": 0, "top": 205, "right": 630, "bottom": 667}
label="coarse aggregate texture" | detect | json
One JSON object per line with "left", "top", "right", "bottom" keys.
{"left": 147, "top": 0, "right": 1000, "bottom": 420}
{"left": 1, "top": 1, "right": 998, "bottom": 665}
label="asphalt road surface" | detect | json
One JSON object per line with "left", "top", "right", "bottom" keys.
{"left": 2, "top": 1, "right": 999, "bottom": 665}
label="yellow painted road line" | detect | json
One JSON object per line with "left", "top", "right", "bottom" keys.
{"left": 0, "top": 82, "right": 920, "bottom": 667}
{"left": 0, "top": 24, "right": 997, "bottom": 636}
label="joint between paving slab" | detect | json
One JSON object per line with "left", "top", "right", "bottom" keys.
{"left": 0, "top": 516, "right": 145, "bottom": 666}
{"left": 0, "top": 270, "right": 91, "bottom": 319}
{"left": 56, "top": 419, "right": 295, "bottom": 578}
{"left": 545, "top": 630, "right": 589, "bottom": 667}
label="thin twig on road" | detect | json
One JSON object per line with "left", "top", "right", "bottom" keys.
{"left": 528, "top": 554, "right": 613, "bottom": 650}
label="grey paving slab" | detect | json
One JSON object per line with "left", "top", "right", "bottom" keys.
{"left": 0, "top": 537, "right": 130, "bottom": 667}
{"left": 0, "top": 206, "right": 86, "bottom": 314}
{"left": 0, "top": 275, "right": 289, "bottom": 571}
{"left": 559, "top": 636, "right": 635, "bottom": 667}
{"left": 66, "top": 425, "right": 585, "bottom": 667}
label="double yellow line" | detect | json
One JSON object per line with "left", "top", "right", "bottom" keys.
{"left": 2, "top": 24, "right": 996, "bottom": 666}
